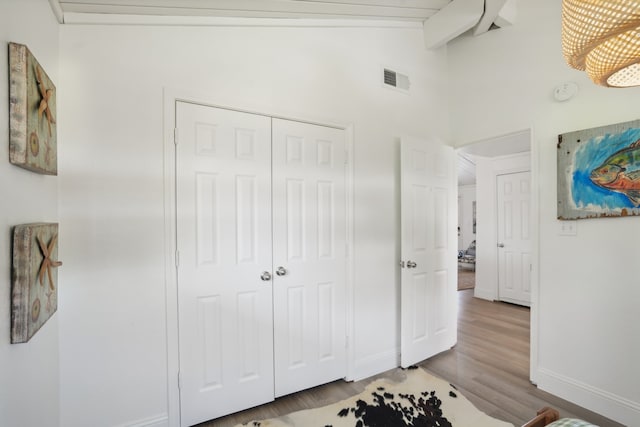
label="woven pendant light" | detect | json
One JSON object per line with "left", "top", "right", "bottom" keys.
{"left": 562, "top": 0, "right": 640, "bottom": 87}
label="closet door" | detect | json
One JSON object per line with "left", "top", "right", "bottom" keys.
{"left": 176, "top": 102, "right": 274, "bottom": 426}
{"left": 272, "top": 118, "right": 347, "bottom": 397}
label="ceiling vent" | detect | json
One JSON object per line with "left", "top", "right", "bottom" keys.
{"left": 383, "top": 68, "right": 410, "bottom": 92}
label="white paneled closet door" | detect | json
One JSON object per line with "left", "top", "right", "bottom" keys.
{"left": 175, "top": 103, "right": 348, "bottom": 425}
{"left": 176, "top": 102, "right": 275, "bottom": 427}
{"left": 271, "top": 118, "right": 347, "bottom": 398}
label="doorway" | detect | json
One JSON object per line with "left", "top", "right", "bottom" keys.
{"left": 455, "top": 129, "right": 538, "bottom": 382}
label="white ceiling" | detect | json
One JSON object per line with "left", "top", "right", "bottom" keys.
{"left": 49, "top": 0, "right": 516, "bottom": 42}
{"left": 51, "top": 0, "right": 451, "bottom": 22}
{"left": 456, "top": 130, "right": 531, "bottom": 186}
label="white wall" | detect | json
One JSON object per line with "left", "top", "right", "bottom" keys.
{"left": 458, "top": 184, "right": 476, "bottom": 251}
{"left": 58, "top": 23, "right": 449, "bottom": 426}
{"left": 0, "top": 1, "right": 60, "bottom": 426}
{"left": 448, "top": 1, "right": 640, "bottom": 424}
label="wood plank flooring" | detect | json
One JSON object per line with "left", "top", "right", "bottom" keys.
{"left": 201, "top": 289, "right": 624, "bottom": 427}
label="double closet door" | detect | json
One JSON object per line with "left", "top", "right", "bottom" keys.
{"left": 175, "top": 101, "right": 347, "bottom": 427}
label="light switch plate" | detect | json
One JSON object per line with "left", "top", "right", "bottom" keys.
{"left": 559, "top": 220, "right": 577, "bottom": 236}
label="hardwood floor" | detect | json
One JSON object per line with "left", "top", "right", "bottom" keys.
{"left": 422, "top": 290, "right": 623, "bottom": 427}
{"left": 201, "top": 289, "right": 624, "bottom": 427}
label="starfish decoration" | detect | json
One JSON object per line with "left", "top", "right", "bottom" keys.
{"left": 35, "top": 65, "right": 56, "bottom": 137}
{"left": 37, "top": 233, "right": 62, "bottom": 291}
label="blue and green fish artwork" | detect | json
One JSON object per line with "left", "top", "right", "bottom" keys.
{"left": 558, "top": 120, "right": 640, "bottom": 220}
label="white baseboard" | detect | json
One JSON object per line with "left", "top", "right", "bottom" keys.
{"left": 473, "top": 288, "right": 495, "bottom": 301}
{"left": 537, "top": 368, "right": 640, "bottom": 426}
{"left": 117, "top": 413, "right": 169, "bottom": 427}
{"left": 351, "top": 349, "right": 399, "bottom": 381}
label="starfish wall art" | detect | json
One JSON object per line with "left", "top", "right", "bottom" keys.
{"left": 8, "top": 42, "right": 58, "bottom": 175}
{"left": 11, "top": 223, "right": 62, "bottom": 343}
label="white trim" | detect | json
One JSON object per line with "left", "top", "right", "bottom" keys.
{"left": 345, "top": 125, "right": 356, "bottom": 382}
{"left": 472, "top": 287, "right": 496, "bottom": 301}
{"left": 529, "top": 125, "right": 540, "bottom": 385}
{"left": 116, "top": 413, "right": 169, "bottom": 427}
{"left": 537, "top": 368, "right": 640, "bottom": 426}
{"left": 173, "top": 95, "right": 347, "bottom": 133}
{"left": 62, "top": 12, "right": 423, "bottom": 28}
{"left": 163, "top": 88, "right": 356, "bottom": 425}
{"left": 352, "top": 349, "right": 399, "bottom": 382}
{"left": 163, "top": 88, "right": 180, "bottom": 427}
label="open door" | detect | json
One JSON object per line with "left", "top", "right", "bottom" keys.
{"left": 400, "top": 136, "right": 457, "bottom": 368}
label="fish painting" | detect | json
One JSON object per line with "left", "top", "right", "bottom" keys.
{"left": 557, "top": 119, "right": 640, "bottom": 220}
{"left": 589, "top": 139, "right": 640, "bottom": 206}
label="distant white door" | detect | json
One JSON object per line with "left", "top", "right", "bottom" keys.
{"left": 272, "top": 118, "right": 347, "bottom": 397}
{"left": 458, "top": 194, "right": 464, "bottom": 250}
{"left": 497, "top": 171, "right": 531, "bottom": 306}
{"left": 400, "top": 136, "right": 457, "bottom": 368}
{"left": 176, "top": 102, "right": 274, "bottom": 426}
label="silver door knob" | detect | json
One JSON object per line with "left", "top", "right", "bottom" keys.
{"left": 260, "top": 271, "right": 272, "bottom": 281}
{"left": 497, "top": 243, "right": 505, "bottom": 248}
{"left": 276, "top": 266, "right": 287, "bottom": 276}
{"left": 406, "top": 261, "right": 417, "bottom": 268}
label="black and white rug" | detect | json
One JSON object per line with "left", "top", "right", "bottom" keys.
{"left": 236, "top": 368, "right": 513, "bottom": 427}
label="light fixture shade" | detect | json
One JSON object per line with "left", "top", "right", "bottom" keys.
{"left": 562, "top": 0, "right": 640, "bottom": 87}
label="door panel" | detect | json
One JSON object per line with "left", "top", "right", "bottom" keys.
{"left": 497, "top": 171, "right": 531, "bottom": 306}
{"left": 272, "top": 118, "right": 347, "bottom": 397}
{"left": 400, "top": 136, "right": 457, "bottom": 368}
{"left": 176, "top": 102, "right": 274, "bottom": 426}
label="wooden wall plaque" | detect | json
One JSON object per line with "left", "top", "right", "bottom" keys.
{"left": 11, "top": 223, "right": 61, "bottom": 343}
{"left": 9, "top": 42, "right": 58, "bottom": 175}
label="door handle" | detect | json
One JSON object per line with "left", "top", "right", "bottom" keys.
{"left": 497, "top": 243, "right": 505, "bottom": 248}
{"left": 406, "top": 260, "right": 417, "bottom": 268}
{"left": 260, "top": 271, "right": 272, "bottom": 281}
{"left": 275, "top": 266, "right": 287, "bottom": 276}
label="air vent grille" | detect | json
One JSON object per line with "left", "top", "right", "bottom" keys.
{"left": 384, "top": 68, "right": 397, "bottom": 87}
{"left": 383, "top": 68, "right": 410, "bottom": 92}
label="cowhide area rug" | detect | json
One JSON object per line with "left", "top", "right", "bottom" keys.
{"left": 236, "top": 367, "right": 514, "bottom": 427}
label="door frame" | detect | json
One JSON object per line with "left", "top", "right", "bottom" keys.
{"left": 162, "top": 88, "right": 356, "bottom": 427}
{"left": 455, "top": 127, "right": 539, "bottom": 385}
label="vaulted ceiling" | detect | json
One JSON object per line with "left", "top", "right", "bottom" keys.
{"left": 51, "top": 0, "right": 451, "bottom": 21}
{"left": 49, "top": 0, "right": 516, "bottom": 46}
{"left": 49, "top": 0, "right": 520, "bottom": 186}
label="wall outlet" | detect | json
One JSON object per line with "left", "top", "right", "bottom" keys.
{"left": 558, "top": 220, "right": 577, "bottom": 236}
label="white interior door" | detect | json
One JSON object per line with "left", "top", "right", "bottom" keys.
{"left": 272, "top": 118, "right": 347, "bottom": 397}
{"left": 176, "top": 102, "right": 274, "bottom": 426}
{"left": 497, "top": 171, "right": 531, "bottom": 306}
{"left": 400, "top": 136, "right": 457, "bottom": 368}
